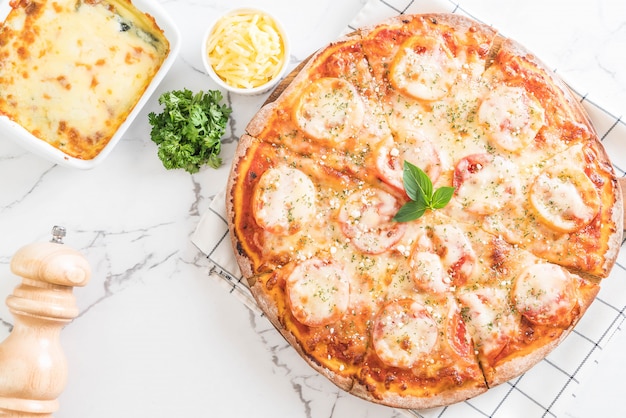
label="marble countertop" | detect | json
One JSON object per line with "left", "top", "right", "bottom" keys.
{"left": 0, "top": 0, "right": 624, "bottom": 417}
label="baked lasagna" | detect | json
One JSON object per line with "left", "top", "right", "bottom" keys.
{"left": 0, "top": 0, "right": 170, "bottom": 160}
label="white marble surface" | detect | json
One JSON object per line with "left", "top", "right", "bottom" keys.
{"left": 0, "top": 0, "right": 624, "bottom": 417}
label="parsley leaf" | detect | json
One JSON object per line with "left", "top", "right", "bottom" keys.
{"left": 148, "top": 89, "right": 232, "bottom": 173}
{"left": 393, "top": 161, "right": 455, "bottom": 222}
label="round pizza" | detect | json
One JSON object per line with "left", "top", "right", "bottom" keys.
{"left": 226, "top": 13, "right": 624, "bottom": 409}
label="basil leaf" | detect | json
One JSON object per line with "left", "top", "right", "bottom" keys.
{"left": 393, "top": 198, "right": 427, "bottom": 222}
{"left": 403, "top": 161, "right": 433, "bottom": 202}
{"left": 394, "top": 160, "right": 455, "bottom": 223}
{"left": 431, "top": 186, "right": 455, "bottom": 209}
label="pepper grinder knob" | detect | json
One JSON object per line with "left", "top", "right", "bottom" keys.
{"left": 0, "top": 227, "right": 91, "bottom": 417}
{"left": 50, "top": 226, "right": 66, "bottom": 244}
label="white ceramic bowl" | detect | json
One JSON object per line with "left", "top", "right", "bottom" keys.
{"left": 202, "top": 8, "right": 290, "bottom": 96}
{"left": 0, "top": 0, "right": 181, "bottom": 169}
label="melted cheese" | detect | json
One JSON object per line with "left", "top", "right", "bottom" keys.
{"left": 411, "top": 224, "right": 477, "bottom": 287}
{"left": 286, "top": 258, "right": 350, "bottom": 327}
{"left": 478, "top": 85, "right": 545, "bottom": 153}
{"left": 372, "top": 299, "right": 438, "bottom": 368}
{"left": 252, "top": 165, "right": 317, "bottom": 235}
{"left": 529, "top": 165, "right": 601, "bottom": 232}
{"left": 432, "top": 225, "right": 476, "bottom": 278}
{"left": 512, "top": 263, "right": 577, "bottom": 325}
{"left": 338, "top": 188, "right": 406, "bottom": 254}
{"left": 410, "top": 251, "right": 448, "bottom": 293}
{"left": 385, "top": 74, "right": 487, "bottom": 177}
{"left": 454, "top": 155, "right": 520, "bottom": 215}
{"left": 0, "top": 0, "right": 169, "bottom": 160}
{"left": 375, "top": 135, "right": 442, "bottom": 192}
{"left": 294, "top": 77, "right": 365, "bottom": 144}
{"left": 458, "top": 287, "right": 519, "bottom": 358}
{"left": 390, "top": 37, "right": 460, "bottom": 101}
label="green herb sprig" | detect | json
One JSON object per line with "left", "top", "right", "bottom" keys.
{"left": 148, "top": 89, "right": 232, "bottom": 173}
{"left": 393, "top": 161, "right": 455, "bottom": 222}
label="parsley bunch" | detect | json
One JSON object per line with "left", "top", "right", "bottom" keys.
{"left": 148, "top": 89, "right": 232, "bottom": 173}
{"left": 393, "top": 161, "right": 455, "bottom": 222}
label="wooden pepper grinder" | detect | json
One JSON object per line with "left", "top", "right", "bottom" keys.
{"left": 0, "top": 226, "right": 90, "bottom": 417}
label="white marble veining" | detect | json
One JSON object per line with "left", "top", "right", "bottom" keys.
{"left": 0, "top": 0, "right": 624, "bottom": 417}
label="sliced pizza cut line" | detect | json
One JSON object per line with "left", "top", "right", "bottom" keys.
{"left": 460, "top": 267, "right": 600, "bottom": 388}
{"left": 457, "top": 286, "right": 520, "bottom": 375}
{"left": 446, "top": 216, "right": 600, "bottom": 386}
{"left": 488, "top": 37, "right": 595, "bottom": 149}
{"left": 356, "top": 14, "right": 617, "bottom": 263}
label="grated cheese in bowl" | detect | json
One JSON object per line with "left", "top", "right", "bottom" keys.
{"left": 203, "top": 8, "right": 290, "bottom": 95}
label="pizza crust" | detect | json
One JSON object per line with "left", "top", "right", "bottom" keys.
{"left": 348, "top": 377, "right": 487, "bottom": 411}
{"left": 225, "top": 133, "right": 259, "bottom": 283}
{"left": 618, "top": 177, "right": 626, "bottom": 230}
{"left": 599, "top": 158, "right": 624, "bottom": 277}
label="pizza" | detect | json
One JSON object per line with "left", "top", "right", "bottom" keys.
{"left": 226, "top": 13, "right": 624, "bottom": 409}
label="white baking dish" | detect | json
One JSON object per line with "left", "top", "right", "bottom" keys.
{"left": 0, "top": 0, "right": 181, "bottom": 169}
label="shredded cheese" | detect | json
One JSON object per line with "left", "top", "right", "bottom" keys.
{"left": 206, "top": 11, "right": 285, "bottom": 89}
